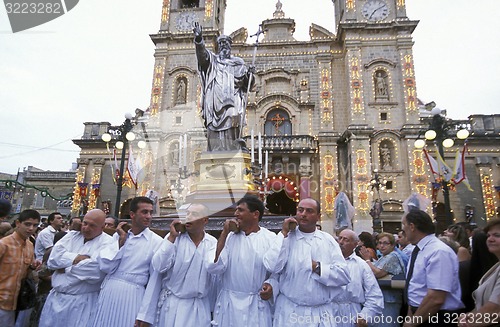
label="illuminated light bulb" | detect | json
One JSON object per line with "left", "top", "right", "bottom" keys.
{"left": 425, "top": 130, "right": 437, "bottom": 140}
{"left": 116, "top": 141, "right": 124, "bottom": 150}
{"left": 414, "top": 139, "right": 425, "bottom": 149}
{"left": 101, "top": 133, "right": 112, "bottom": 143}
{"left": 442, "top": 138, "right": 454, "bottom": 148}
{"left": 126, "top": 132, "right": 136, "bottom": 141}
{"left": 456, "top": 129, "right": 469, "bottom": 140}
{"left": 138, "top": 140, "right": 147, "bottom": 149}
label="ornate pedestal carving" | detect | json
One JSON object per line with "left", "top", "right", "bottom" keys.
{"left": 186, "top": 151, "right": 258, "bottom": 215}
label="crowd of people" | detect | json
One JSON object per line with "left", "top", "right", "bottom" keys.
{"left": 0, "top": 196, "right": 499, "bottom": 327}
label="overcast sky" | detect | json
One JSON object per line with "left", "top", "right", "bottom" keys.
{"left": 0, "top": 0, "right": 498, "bottom": 175}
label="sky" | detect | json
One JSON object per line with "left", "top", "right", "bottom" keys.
{"left": 0, "top": 0, "right": 499, "bottom": 175}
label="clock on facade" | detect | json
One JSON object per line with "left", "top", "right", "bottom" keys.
{"left": 362, "top": 0, "right": 389, "bottom": 21}
{"left": 175, "top": 12, "right": 197, "bottom": 31}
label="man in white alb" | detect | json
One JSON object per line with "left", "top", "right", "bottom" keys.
{"left": 138, "top": 203, "right": 217, "bottom": 326}
{"left": 91, "top": 197, "right": 163, "bottom": 327}
{"left": 207, "top": 195, "right": 277, "bottom": 327}
{"left": 263, "top": 198, "right": 350, "bottom": 326}
{"left": 39, "top": 209, "right": 113, "bottom": 327}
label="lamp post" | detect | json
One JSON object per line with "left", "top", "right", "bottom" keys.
{"left": 102, "top": 113, "right": 146, "bottom": 218}
{"left": 414, "top": 107, "right": 469, "bottom": 228}
{"left": 370, "top": 169, "right": 386, "bottom": 233}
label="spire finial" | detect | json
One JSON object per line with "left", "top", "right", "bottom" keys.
{"left": 273, "top": 0, "right": 285, "bottom": 18}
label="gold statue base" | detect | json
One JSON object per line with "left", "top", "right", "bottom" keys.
{"left": 186, "top": 151, "right": 258, "bottom": 215}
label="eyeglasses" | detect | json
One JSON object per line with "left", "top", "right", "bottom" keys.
{"left": 377, "top": 241, "right": 391, "bottom": 246}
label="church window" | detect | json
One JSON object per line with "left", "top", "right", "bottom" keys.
{"left": 264, "top": 109, "right": 292, "bottom": 136}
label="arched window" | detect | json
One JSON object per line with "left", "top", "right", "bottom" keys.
{"left": 264, "top": 109, "right": 292, "bottom": 136}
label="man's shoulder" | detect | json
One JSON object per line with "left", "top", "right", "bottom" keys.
{"left": 423, "top": 236, "right": 457, "bottom": 259}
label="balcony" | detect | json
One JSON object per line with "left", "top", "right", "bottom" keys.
{"left": 243, "top": 135, "right": 317, "bottom": 153}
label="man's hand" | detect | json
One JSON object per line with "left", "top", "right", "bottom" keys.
{"left": 358, "top": 246, "right": 371, "bottom": 261}
{"left": 281, "top": 217, "right": 297, "bottom": 238}
{"left": 193, "top": 22, "right": 202, "bottom": 41}
{"left": 259, "top": 282, "right": 273, "bottom": 300}
{"left": 167, "top": 219, "right": 181, "bottom": 243}
{"left": 134, "top": 319, "right": 150, "bottom": 327}
{"left": 116, "top": 222, "right": 129, "bottom": 248}
{"left": 30, "top": 259, "right": 42, "bottom": 271}
{"left": 356, "top": 317, "right": 368, "bottom": 327}
{"left": 72, "top": 254, "right": 91, "bottom": 265}
{"left": 248, "top": 64, "right": 256, "bottom": 75}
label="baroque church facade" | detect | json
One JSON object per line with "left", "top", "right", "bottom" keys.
{"left": 72, "top": 0, "right": 500, "bottom": 233}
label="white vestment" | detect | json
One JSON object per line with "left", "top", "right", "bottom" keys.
{"left": 332, "top": 252, "right": 384, "bottom": 327}
{"left": 39, "top": 231, "right": 113, "bottom": 327}
{"left": 91, "top": 228, "right": 163, "bottom": 327}
{"left": 34, "top": 225, "right": 57, "bottom": 260}
{"left": 263, "top": 229, "right": 350, "bottom": 327}
{"left": 207, "top": 228, "right": 277, "bottom": 327}
{"left": 139, "top": 232, "right": 217, "bottom": 327}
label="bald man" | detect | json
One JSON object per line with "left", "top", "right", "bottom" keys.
{"left": 337, "top": 229, "right": 384, "bottom": 327}
{"left": 39, "top": 209, "right": 113, "bottom": 327}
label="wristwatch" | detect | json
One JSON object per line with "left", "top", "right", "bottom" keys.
{"left": 314, "top": 262, "right": 321, "bottom": 275}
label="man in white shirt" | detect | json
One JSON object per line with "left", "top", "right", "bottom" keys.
{"left": 35, "top": 212, "right": 63, "bottom": 260}
{"left": 398, "top": 230, "right": 415, "bottom": 258}
{"left": 91, "top": 197, "right": 163, "bottom": 327}
{"left": 207, "top": 195, "right": 277, "bottom": 327}
{"left": 139, "top": 203, "right": 217, "bottom": 326}
{"left": 263, "top": 198, "right": 350, "bottom": 326}
{"left": 402, "top": 209, "right": 464, "bottom": 327}
{"left": 336, "top": 229, "right": 384, "bottom": 327}
{"left": 39, "top": 209, "right": 113, "bottom": 327}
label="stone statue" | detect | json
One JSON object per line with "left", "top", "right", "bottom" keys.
{"left": 380, "top": 144, "right": 392, "bottom": 170}
{"left": 193, "top": 22, "right": 254, "bottom": 151}
{"left": 375, "top": 72, "right": 388, "bottom": 98}
{"left": 176, "top": 79, "right": 187, "bottom": 104}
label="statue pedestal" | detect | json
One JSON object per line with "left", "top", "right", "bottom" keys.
{"left": 186, "top": 151, "right": 258, "bottom": 215}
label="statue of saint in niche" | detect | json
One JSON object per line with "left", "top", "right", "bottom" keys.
{"left": 375, "top": 72, "right": 388, "bottom": 99}
{"left": 380, "top": 144, "right": 392, "bottom": 170}
{"left": 176, "top": 79, "right": 187, "bottom": 105}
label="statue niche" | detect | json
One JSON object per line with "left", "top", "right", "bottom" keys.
{"left": 379, "top": 142, "right": 393, "bottom": 170}
{"left": 175, "top": 77, "right": 187, "bottom": 105}
{"left": 374, "top": 70, "right": 389, "bottom": 101}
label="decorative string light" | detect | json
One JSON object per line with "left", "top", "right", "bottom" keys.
{"left": 480, "top": 168, "right": 498, "bottom": 220}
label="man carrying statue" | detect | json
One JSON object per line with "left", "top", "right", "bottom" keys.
{"left": 193, "top": 22, "right": 255, "bottom": 151}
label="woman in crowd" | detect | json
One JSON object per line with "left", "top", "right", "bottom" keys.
{"left": 361, "top": 232, "right": 406, "bottom": 327}
{"left": 445, "top": 224, "right": 472, "bottom": 262}
{"left": 459, "top": 219, "right": 500, "bottom": 327}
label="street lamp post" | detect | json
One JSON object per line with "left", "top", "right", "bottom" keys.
{"left": 414, "top": 106, "right": 469, "bottom": 228}
{"left": 102, "top": 113, "right": 145, "bottom": 218}
{"left": 370, "top": 169, "right": 386, "bottom": 233}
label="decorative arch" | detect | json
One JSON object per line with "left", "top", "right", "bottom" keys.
{"left": 265, "top": 175, "right": 299, "bottom": 215}
{"left": 264, "top": 108, "right": 292, "bottom": 136}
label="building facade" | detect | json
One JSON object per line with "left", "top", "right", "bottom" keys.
{"left": 71, "top": 0, "right": 500, "bottom": 233}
